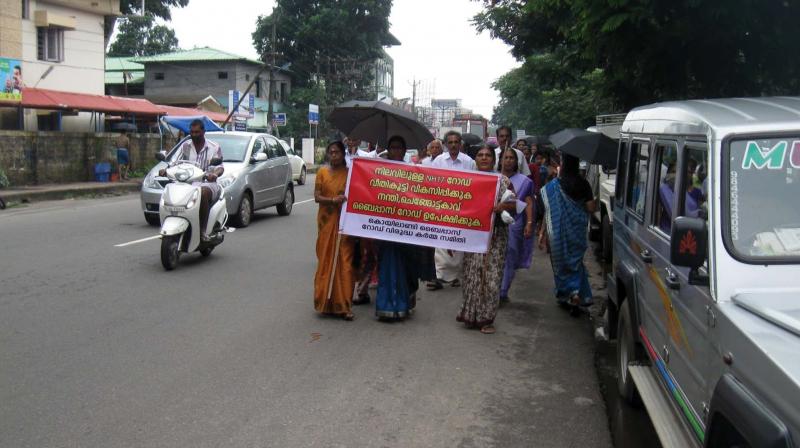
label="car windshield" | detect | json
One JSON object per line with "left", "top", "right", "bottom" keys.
{"left": 169, "top": 134, "right": 252, "bottom": 163}
{"left": 727, "top": 137, "right": 800, "bottom": 261}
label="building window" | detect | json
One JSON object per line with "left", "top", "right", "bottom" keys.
{"left": 280, "top": 83, "right": 287, "bottom": 102}
{"left": 255, "top": 79, "right": 261, "bottom": 98}
{"left": 154, "top": 72, "right": 164, "bottom": 80}
{"left": 22, "top": 0, "right": 30, "bottom": 19}
{"left": 37, "top": 27, "right": 64, "bottom": 62}
{"left": 245, "top": 74, "right": 250, "bottom": 81}
{"left": 218, "top": 71, "right": 228, "bottom": 79}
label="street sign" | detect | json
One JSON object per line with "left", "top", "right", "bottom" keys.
{"left": 516, "top": 129, "right": 526, "bottom": 139}
{"left": 233, "top": 118, "right": 247, "bottom": 131}
{"left": 272, "top": 113, "right": 287, "bottom": 127}
{"left": 228, "top": 90, "right": 254, "bottom": 118}
{"left": 308, "top": 104, "right": 319, "bottom": 125}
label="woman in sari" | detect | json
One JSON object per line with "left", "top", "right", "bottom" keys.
{"left": 541, "top": 154, "right": 596, "bottom": 316}
{"left": 313, "top": 141, "right": 356, "bottom": 320}
{"left": 498, "top": 148, "right": 535, "bottom": 302}
{"left": 375, "top": 135, "right": 420, "bottom": 320}
{"left": 457, "top": 145, "right": 516, "bottom": 334}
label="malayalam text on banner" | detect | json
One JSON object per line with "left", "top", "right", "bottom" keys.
{"left": 339, "top": 158, "right": 500, "bottom": 253}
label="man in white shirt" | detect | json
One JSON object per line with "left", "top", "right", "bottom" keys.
{"left": 420, "top": 139, "right": 443, "bottom": 166}
{"left": 428, "top": 130, "right": 472, "bottom": 290}
{"left": 344, "top": 136, "right": 372, "bottom": 167}
{"left": 431, "top": 131, "right": 476, "bottom": 171}
{"left": 494, "top": 125, "right": 531, "bottom": 175}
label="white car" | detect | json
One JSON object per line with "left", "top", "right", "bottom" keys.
{"left": 278, "top": 140, "right": 307, "bottom": 185}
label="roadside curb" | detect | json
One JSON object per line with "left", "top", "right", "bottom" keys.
{"left": 1, "top": 181, "right": 142, "bottom": 204}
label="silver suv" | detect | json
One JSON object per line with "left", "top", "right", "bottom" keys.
{"left": 141, "top": 131, "right": 294, "bottom": 227}
{"left": 609, "top": 98, "right": 800, "bottom": 447}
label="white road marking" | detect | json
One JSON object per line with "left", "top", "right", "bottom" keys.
{"left": 115, "top": 235, "right": 161, "bottom": 247}
{"left": 294, "top": 198, "right": 314, "bottom": 205}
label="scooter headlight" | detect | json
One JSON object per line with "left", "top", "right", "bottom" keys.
{"left": 186, "top": 190, "right": 199, "bottom": 209}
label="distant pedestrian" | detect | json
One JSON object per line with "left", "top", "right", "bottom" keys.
{"left": 313, "top": 141, "right": 355, "bottom": 321}
{"left": 344, "top": 136, "right": 371, "bottom": 167}
{"left": 494, "top": 126, "right": 530, "bottom": 175}
{"left": 115, "top": 129, "right": 131, "bottom": 180}
{"left": 457, "top": 145, "right": 516, "bottom": 334}
{"left": 541, "top": 154, "right": 595, "bottom": 316}
{"left": 498, "top": 147, "right": 535, "bottom": 303}
{"left": 419, "top": 139, "right": 443, "bottom": 165}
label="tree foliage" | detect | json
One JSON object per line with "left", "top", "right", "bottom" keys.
{"left": 252, "top": 0, "right": 393, "bottom": 139}
{"left": 119, "top": 0, "right": 189, "bottom": 21}
{"left": 475, "top": 0, "right": 800, "bottom": 128}
{"left": 109, "top": 15, "right": 180, "bottom": 57}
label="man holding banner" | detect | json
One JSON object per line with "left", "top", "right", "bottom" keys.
{"left": 429, "top": 130, "right": 475, "bottom": 289}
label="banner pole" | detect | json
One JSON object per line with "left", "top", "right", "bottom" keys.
{"left": 326, "top": 232, "right": 342, "bottom": 303}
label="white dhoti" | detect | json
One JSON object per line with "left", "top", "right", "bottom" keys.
{"left": 434, "top": 248, "right": 463, "bottom": 282}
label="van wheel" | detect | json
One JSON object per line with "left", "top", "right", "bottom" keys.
{"left": 297, "top": 166, "right": 307, "bottom": 185}
{"left": 232, "top": 192, "right": 253, "bottom": 227}
{"left": 617, "top": 299, "right": 643, "bottom": 406}
{"left": 601, "top": 214, "right": 613, "bottom": 262}
{"left": 145, "top": 213, "right": 160, "bottom": 226}
{"left": 277, "top": 186, "right": 293, "bottom": 216}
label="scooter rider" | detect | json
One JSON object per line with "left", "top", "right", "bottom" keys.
{"left": 160, "top": 119, "right": 224, "bottom": 241}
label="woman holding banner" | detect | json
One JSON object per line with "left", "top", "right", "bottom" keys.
{"left": 498, "top": 148, "right": 535, "bottom": 303}
{"left": 374, "top": 135, "right": 420, "bottom": 320}
{"left": 313, "top": 141, "right": 356, "bottom": 321}
{"left": 541, "top": 154, "right": 595, "bottom": 316}
{"left": 457, "top": 145, "right": 516, "bottom": 334}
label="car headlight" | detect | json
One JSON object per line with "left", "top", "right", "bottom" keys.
{"left": 218, "top": 175, "right": 236, "bottom": 189}
{"left": 145, "top": 173, "right": 161, "bottom": 189}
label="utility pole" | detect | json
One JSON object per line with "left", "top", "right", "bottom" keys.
{"left": 266, "top": 6, "right": 280, "bottom": 135}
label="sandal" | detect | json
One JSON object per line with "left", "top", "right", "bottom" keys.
{"left": 450, "top": 279, "right": 461, "bottom": 287}
{"left": 480, "top": 325, "right": 496, "bottom": 334}
{"left": 426, "top": 280, "right": 443, "bottom": 290}
{"left": 343, "top": 312, "right": 355, "bottom": 321}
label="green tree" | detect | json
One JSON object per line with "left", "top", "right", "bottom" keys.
{"left": 109, "top": 15, "right": 180, "bottom": 57}
{"left": 119, "top": 0, "right": 189, "bottom": 21}
{"left": 476, "top": 0, "right": 800, "bottom": 119}
{"left": 252, "top": 0, "right": 394, "bottom": 139}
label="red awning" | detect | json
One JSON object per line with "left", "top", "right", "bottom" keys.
{"left": 5, "top": 87, "right": 164, "bottom": 115}
{"left": 156, "top": 105, "right": 229, "bottom": 122}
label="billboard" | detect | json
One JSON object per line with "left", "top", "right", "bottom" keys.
{"left": 308, "top": 104, "right": 319, "bottom": 124}
{"left": 228, "top": 90, "right": 254, "bottom": 118}
{"left": 0, "top": 58, "right": 23, "bottom": 102}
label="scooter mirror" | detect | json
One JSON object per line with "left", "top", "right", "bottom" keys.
{"left": 155, "top": 152, "right": 166, "bottom": 162}
{"left": 210, "top": 157, "right": 223, "bottom": 166}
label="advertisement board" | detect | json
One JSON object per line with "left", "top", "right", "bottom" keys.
{"left": 0, "top": 58, "right": 23, "bottom": 102}
{"left": 228, "top": 90, "right": 254, "bottom": 118}
{"left": 308, "top": 104, "right": 319, "bottom": 124}
{"left": 340, "top": 158, "right": 500, "bottom": 253}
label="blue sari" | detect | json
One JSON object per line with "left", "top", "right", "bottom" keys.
{"left": 375, "top": 242, "right": 418, "bottom": 319}
{"left": 542, "top": 178, "right": 593, "bottom": 305}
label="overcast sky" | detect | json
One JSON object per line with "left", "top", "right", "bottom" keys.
{"left": 167, "top": 0, "right": 519, "bottom": 117}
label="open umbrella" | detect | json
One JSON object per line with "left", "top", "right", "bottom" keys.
{"left": 549, "top": 128, "right": 618, "bottom": 166}
{"left": 328, "top": 100, "right": 434, "bottom": 149}
{"left": 461, "top": 133, "right": 483, "bottom": 146}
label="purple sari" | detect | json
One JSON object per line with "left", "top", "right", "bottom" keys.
{"left": 500, "top": 173, "right": 535, "bottom": 299}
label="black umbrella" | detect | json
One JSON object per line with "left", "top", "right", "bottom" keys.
{"left": 328, "top": 100, "right": 434, "bottom": 149}
{"left": 549, "top": 128, "right": 618, "bottom": 166}
{"left": 461, "top": 133, "right": 483, "bottom": 146}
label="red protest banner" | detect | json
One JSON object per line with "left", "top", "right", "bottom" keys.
{"left": 339, "top": 157, "right": 499, "bottom": 253}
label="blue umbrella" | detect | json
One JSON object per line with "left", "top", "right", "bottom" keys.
{"left": 161, "top": 115, "right": 224, "bottom": 134}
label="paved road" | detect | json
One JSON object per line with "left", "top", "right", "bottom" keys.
{"left": 0, "top": 177, "right": 612, "bottom": 447}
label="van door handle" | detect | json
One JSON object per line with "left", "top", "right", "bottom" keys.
{"left": 639, "top": 249, "right": 652, "bottom": 263}
{"left": 665, "top": 268, "right": 680, "bottom": 290}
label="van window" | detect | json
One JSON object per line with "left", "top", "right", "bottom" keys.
{"left": 615, "top": 140, "right": 628, "bottom": 203}
{"left": 679, "top": 146, "right": 708, "bottom": 220}
{"left": 653, "top": 142, "right": 679, "bottom": 235}
{"left": 626, "top": 141, "right": 651, "bottom": 217}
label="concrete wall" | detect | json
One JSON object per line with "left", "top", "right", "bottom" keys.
{"left": 0, "top": 131, "right": 177, "bottom": 186}
{"left": 0, "top": 0, "right": 23, "bottom": 59}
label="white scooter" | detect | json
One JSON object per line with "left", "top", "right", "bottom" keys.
{"left": 156, "top": 155, "right": 230, "bottom": 270}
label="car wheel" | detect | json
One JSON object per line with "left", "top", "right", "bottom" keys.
{"left": 145, "top": 212, "right": 160, "bottom": 226}
{"left": 297, "top": 166, "right": 306, "bottom": 185}
{"left": 277, "top": 186, "right": 293, "bottom": 216}
{"left": 160, "top": 235, "right": 180, "bottom": 271}
{"left": 233, "top": 192, "right": 253, "bottom": 228}
{"left": 617, "top": 299, "right": 643, "bottom": 406}
{"left": 601, "top": 213, "right": 612, "bottom": 263}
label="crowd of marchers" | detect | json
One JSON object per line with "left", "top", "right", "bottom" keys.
{"left": 312, "top": 126, "right": 596, "bottom": 333}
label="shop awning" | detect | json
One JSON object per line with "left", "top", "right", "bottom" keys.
{"left": 4, "top": 87, "right": 164, "bottom": 115}
{"left": 155, "top": 105, "right": 229, "bottom": 122}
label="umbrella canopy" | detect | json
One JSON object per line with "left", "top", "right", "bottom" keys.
{"left": 161, "top": 115, "right": 224, "bottom": 134}
{"left": 524, "top": 135, "right": 551, "bottom": 146}
{"left": 549, "top": 128, "right": 618, "bottom": 166}
{"left": 461, "top": 132, "right": 483, "bottom": 146}
{"left": 329, "top": 100, "right": 434, "bottom": 149}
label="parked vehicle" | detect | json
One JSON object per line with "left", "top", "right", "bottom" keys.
{"left": 278, "top": 139, "right": 307, "bottom": 185}
{"left": 586, "top": 114, "right": 626, "bottom": 261}
{"left": 609, "top": 98, "right": 800, "bottom": 447}
{"left": 156, "top": 156, "right": 229, "bottom": 270}
{"left": 141, "top": 131, "right": 294, "bottom": 228}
